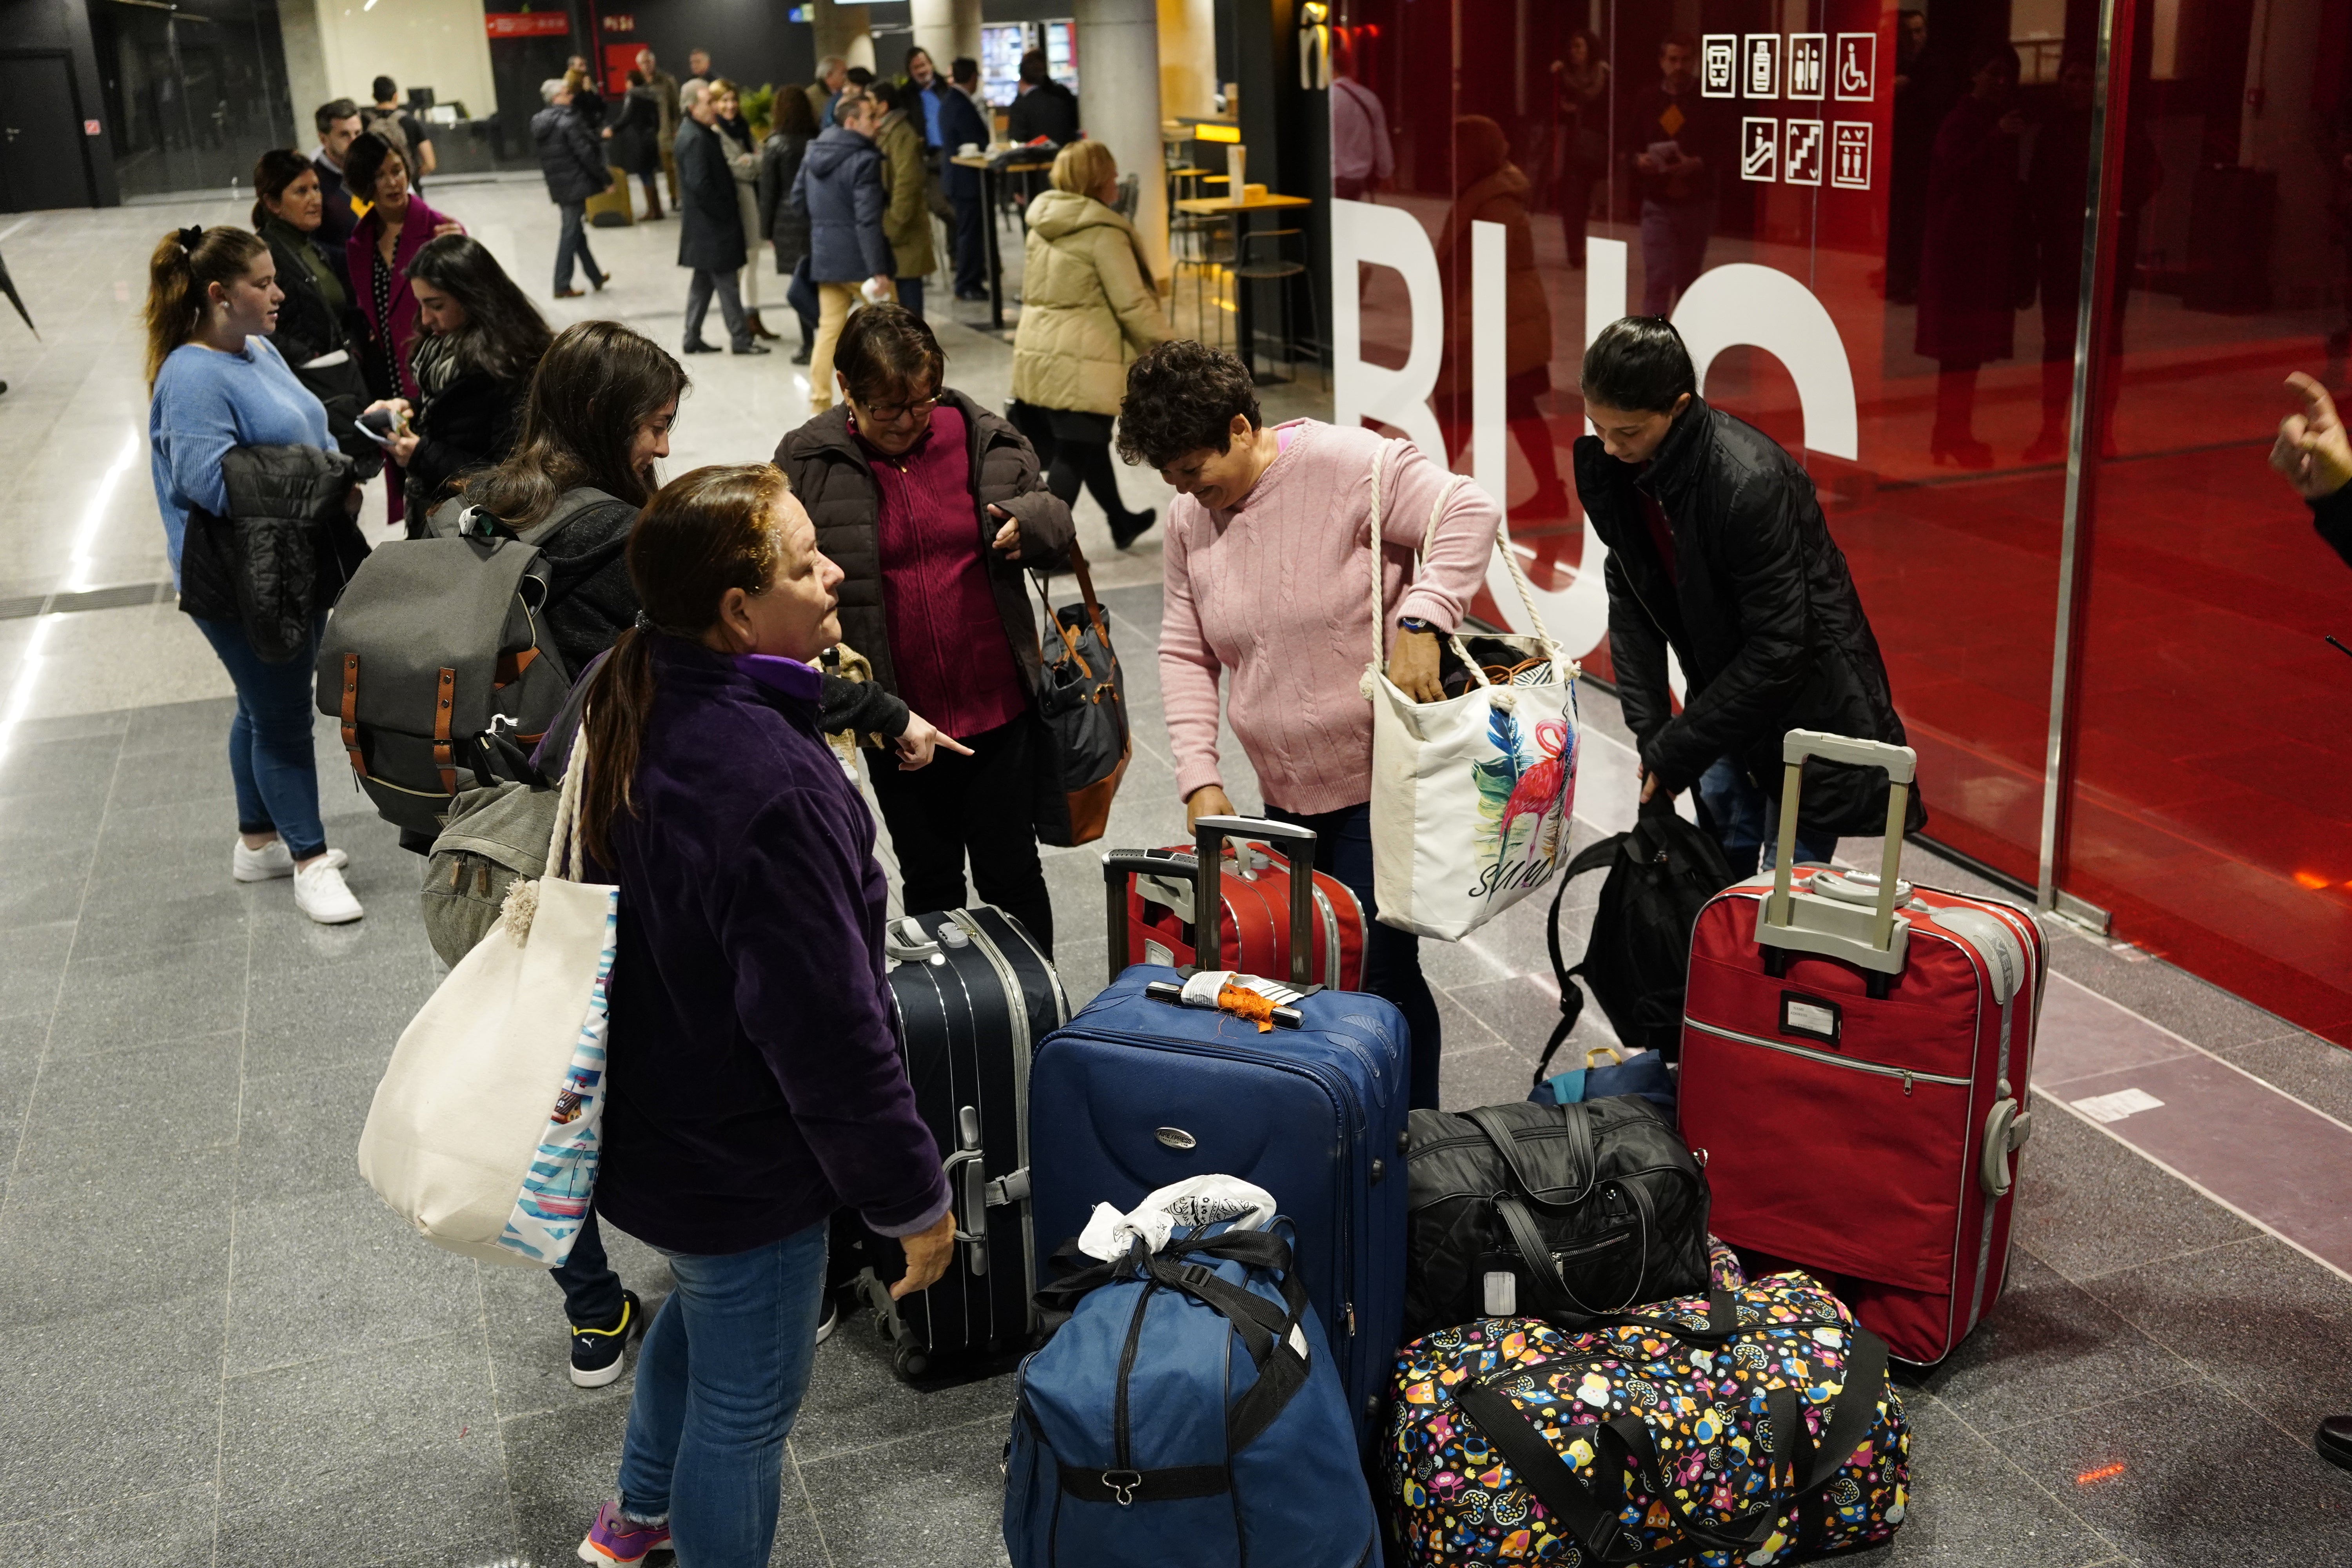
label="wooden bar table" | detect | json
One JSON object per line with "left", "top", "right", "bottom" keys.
{"left": 951, "top": 154, "right": 1054, "bottom": 333}
{"left": 1173, "top": 191, "right": 1312, "bottom": 379}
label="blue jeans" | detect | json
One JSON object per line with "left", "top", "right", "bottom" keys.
{"left": 555, "top": 200, "right": 605, "bottom": 293}
{"left": 1265, "top": 800, "right": 1443, "bottom": 1109}
{"left": 1639, "top": 197, "right": 1715, "bottom": 316}
{"left": 193, "top": 613, "right": 329, "bottom": 861}
{"left": 615, "top": 1221, "right": 828, "bottom": 1566}
{"left": 1695, "top": 757, "right": 1838, "bottom": 879}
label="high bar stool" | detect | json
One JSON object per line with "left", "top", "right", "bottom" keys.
{"left": 1232, "top": 227, "right": 1322, "bottom": 385}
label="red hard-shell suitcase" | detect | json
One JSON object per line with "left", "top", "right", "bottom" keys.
{"left": 1118, "top": 831, "right": 1367, "bottom": 991}
{"left": 1676, "top": 731, "right": 2043, "bottom": 1365}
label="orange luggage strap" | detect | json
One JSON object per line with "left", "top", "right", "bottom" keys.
{"left": 339, "top": 653, "right": 367, "bottom": 778}
{"left": 434, "top": 666, "right": 457, "bottom": 795}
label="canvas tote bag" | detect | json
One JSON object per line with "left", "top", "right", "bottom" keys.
{"left": 358, "top": 721, "right": 617, "bottom": 1267}
{"left": 1361, "top": 445, "right": 1581, "bottom": 940}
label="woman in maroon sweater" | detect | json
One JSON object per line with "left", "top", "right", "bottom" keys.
{"left": 777, "top": 305, "right": 1074, "bottom": 950}
{"left": 341, "top": 130, "right": 461, "bottom": 525}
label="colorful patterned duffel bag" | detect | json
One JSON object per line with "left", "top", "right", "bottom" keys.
{"left": 1386, "top": 1267, "right": 1908, "bottom": 1565}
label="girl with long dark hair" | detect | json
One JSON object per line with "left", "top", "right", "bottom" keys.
{"left": 567, "top": 463, "right": 954, "bottom": 1568}
{"left": 144, "top": 223, "right": 364, "bottom": 923}
{"left": 368, "top": 233, "right": 554, "bottom": 525}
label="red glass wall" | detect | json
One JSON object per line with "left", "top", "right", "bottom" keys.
{"left": 1330, "top": 0, "right": 2352, "bottom": 1041}
{"left": 2060, "top": 0, "right": 2352, "bottom": 1038}
{"left": 1334, "top": 0, "right": 2069, "bottom": 884}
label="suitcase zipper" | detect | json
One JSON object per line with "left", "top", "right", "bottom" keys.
{"left": 1681, "top": 1017, "right": 1971, "bottom": 1091}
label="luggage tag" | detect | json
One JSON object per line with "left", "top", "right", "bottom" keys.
{"left": 1142, "top": 969, "right": 1306, "bottom": 1030}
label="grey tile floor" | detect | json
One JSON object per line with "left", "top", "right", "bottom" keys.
{"left": 5, "top": 178, "right": 2352, "bottom": 1567}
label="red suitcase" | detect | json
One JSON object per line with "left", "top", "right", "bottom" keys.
{"left": 1677, "top": 731, "right": 2043, "bottom": 1365}
{"left": 1113, "top": 821, "right": 1367, "bottom": 991}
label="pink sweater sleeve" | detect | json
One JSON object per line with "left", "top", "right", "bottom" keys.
{"left": 1380, "top": 437, "right": 1501, "bottom": 632}
{"left": 1157, "top": 504, "right": 1227, "bottom": 802}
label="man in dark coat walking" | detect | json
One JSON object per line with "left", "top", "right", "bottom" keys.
{"left": 676, "top": 81, "right": 763, "bottom": 355}
{"left": 533, "top": 77, "right": 614, "bottom": 299}
{"left": 1573, "top": 317, "right": 1924, "bottom": 876}
{"left": 937, "top": 59, "right": 993, "bottom": 300}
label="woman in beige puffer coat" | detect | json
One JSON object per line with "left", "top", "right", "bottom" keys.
{"left": 1011, "top": 140, "right": 1168, "bottom": 548}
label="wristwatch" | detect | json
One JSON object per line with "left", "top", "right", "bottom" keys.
{"left": 1397, "top": 616, "right": 1434, "bottom": 634}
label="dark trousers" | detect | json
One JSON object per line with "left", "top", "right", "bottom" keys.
{"left": 867, "top": 715, "right": 1054, "bottom": 954}
{"left": 684, "top": 267, "right": 750, "bottom": 350}
{"left": 636, "top": 171, "right": 665, "bottom": 218}
{"left": 1009, "top": 403, "right": 1146, "bottom": 529}
{"left": 554, "top": 200, "right": 606, "bottom": 293}
{"left": 550, "top": 1207, "right": 626, "bottom": 1329}
{"left": 1265, "top": 799, "right": 1443, "bottom": 1109}
{"left": 896, "top": 275, "right": 925, "bottom": 320}
{"left": 951, "top": 185, "right": 987, "bottom": 294}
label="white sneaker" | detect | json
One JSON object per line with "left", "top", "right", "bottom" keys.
{"left": 232, "top": 838, "right": 349, "bottom": 882}
{"left": 293, "top": 858, "right": 365, "bottom": 924}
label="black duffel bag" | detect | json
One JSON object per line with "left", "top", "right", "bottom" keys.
{"left": 1403, "top": 1098, "right": 1710, "bottom": 1341}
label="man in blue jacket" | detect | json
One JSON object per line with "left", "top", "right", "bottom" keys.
{"left": 937, "top": 57, "right": 994, "bottom": 301}
{"left": 790, "top": 89, "right": 895, "bottom": 410}
{"left": 532, "top": 76, "right": 615, "bottom": 299}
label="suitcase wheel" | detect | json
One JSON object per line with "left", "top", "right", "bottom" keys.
{"left": 894, "top": 1344, "right": 929, "bottom": 1379}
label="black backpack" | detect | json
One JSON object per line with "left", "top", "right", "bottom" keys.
{"left": 1533, "top": 805, "right": 1735, "bottom": 1082}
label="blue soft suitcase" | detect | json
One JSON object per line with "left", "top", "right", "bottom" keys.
{"left": 1027, "top": 815, "right": 1411, "bottom": 1448}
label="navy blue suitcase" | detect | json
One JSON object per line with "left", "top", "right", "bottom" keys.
{"left": 1027, "top": 815, "right": 1412, "bottom": 1446}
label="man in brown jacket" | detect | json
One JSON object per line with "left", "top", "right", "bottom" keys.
{"left": 869, "top": 79, "right": 938, "bottom": 319}
{"left": 635, "top": 47, "right": 682, "bottom": 204}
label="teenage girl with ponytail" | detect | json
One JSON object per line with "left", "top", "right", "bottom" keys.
{"left": 145, "top": 223, "right": 365, "bottom": 924}
{"left": 567, "top": 463, "right": 954, "bottom": 1568}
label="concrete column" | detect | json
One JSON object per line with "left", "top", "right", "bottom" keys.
{"left": 278, "top": 0, "right": 332, "bottom": 138}
{"left": 813, "top": 0, "right": 876, "bottom": 73}
{"left": 912, "top": 0, "right": 983, "bottom": 67}
{"left": 1075, "top": 0, "right": 1169, "bottom": 283}
{"left": 1156, "top": 0, "right": 1216, "bottom": 120}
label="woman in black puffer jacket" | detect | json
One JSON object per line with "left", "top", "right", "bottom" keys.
{"left": 372, "top": 235, "right": 553, "bottom": 528}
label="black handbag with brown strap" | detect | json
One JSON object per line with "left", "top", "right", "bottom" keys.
{"left": 1030, "top": 538, "right": 1129, "bottom": 847}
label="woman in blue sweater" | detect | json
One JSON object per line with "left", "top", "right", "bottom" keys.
{"left": 144, "top": 224, "right": 363, "bottom": 924}
{"left": 569, "top": 463, "right": 954, "bottom": 1568}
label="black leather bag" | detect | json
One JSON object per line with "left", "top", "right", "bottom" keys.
{"left": 1402, "top": 1098, "right": 1710, "bottom": 1341}
{"left": 1533, "top": 802, "right": 1735, "bottom": 1077}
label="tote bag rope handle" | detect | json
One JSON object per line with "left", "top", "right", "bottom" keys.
{"left": 542, "top": 708, "right": 590, "bottom": 884}
{"left": 1360, "top": 439, "right": 1568, "bottom": 699}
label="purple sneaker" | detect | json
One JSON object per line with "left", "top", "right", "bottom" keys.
{"left": 578, "top": 1501, "right": 670, "bottom": 1564}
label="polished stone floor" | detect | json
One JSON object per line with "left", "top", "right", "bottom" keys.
{"left": 4, "top": 180, "right": 2352, "bottom": 1567}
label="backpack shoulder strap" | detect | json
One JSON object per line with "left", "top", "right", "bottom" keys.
{"left": 517, "top": 486, "right": 625, "bottom": 547}
{"left": 1530, "top": 833, "right": 1630, "bottom": 1085}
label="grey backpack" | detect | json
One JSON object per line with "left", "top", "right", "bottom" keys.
{"left": 318, "top": 490, "right": 621, "bottom": 843}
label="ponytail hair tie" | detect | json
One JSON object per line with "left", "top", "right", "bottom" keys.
{"left": 176, "top": 224, "right": 205, "bottom": 251}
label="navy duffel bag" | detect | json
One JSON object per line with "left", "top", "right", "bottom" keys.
{"left": 1003, "top": 1221, "right": 1377, "bottom": 1567}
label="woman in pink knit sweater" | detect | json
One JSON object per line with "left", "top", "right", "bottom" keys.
{"left": 1118, "top": 341, "right": 1500, "bottom": 1107}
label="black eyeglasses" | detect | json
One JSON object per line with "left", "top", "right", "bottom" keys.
{"left": 860, "top": 393, "right": 940, "bottom": 424}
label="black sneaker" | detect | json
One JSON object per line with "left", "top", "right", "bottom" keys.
{"left": 570, "top": 1289, "right": 646, "bottom": 1388}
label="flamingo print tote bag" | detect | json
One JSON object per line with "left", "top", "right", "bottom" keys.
{"left": 358, "top": 722, "right": 617, "bottom": 1268}
{"left": 1362, "top": 449, "right": 1580, "bottom": 942}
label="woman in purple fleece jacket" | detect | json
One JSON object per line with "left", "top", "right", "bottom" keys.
{"left": 569, "top": 462, "right": 954, "bottom": 1568}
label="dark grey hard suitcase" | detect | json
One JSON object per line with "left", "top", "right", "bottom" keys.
{"left": 851, "top": 905, "right": 1066, "bottom": 1381}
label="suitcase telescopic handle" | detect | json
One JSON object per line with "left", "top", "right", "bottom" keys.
{"left": 1103, "top": 849, "right": 1191, "bottom": 984}
{"left": 1758, "top": 730, "right": 1917, "bottom": 976}
{"left": 1191, "top": 815, "right": 1318, "bottom": 987}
